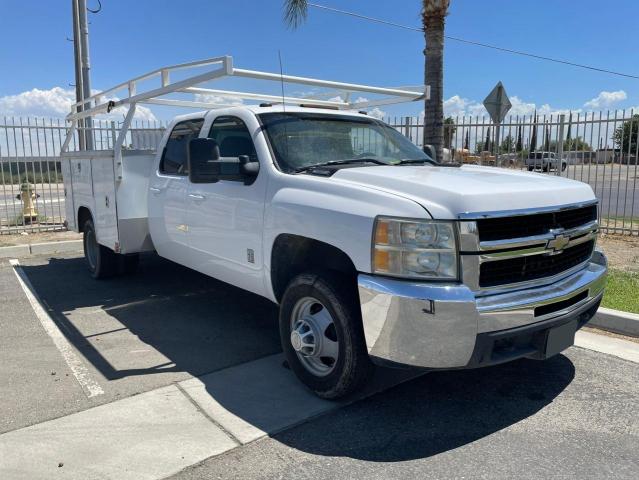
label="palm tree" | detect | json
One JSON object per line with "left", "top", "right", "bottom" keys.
{"left": 443, "top": 116, "right": 456, "bottom": 149}
{"left": 282, "top": 0, "right": 451, "bottom": 161}
{"left": 421, "top": 1, "right": 450, "bottom": 162}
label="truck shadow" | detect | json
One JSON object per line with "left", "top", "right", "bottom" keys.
{"left": 20, "top": 254, "right": 575, "bottom": 462}
{"left": 21, "top": 254, "right": 282, "bottom": 380}
{"left": 272, "top": 354, "right": 575, "bottom": 461}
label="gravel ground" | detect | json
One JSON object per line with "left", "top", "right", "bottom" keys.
{"left": 0, "top": 230, "right": 81, "bottom": 247}
{"left": 597, "top": 234, "right": 639, "bottom": 272}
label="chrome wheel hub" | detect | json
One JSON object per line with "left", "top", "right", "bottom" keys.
{"left": 290, "top": 297, "right": 339, "bottom": 377}
{"left": 290, "top": 329, "right": 304, "bottom": 352}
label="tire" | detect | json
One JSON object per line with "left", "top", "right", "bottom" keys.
{"left": 279, "top": 272, "right": 372, "bottom": 399}
{"left": 542, "top": 165, "right": 549, "bottom": 172}
{"left": 527, "top": 166, "right": 534, "bottom": 171}
{"left": 83, "top": 219, "right": 117, "bottom": 279}
{"left": 561, "top": 163, "right": 567, "bottom": 172}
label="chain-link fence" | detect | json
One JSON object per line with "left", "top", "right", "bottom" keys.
{"left": 385, "top": 110, "right": 639, "bottom": 236}
{"left": 0, "top": 117, "right": 165, "bottom": 235}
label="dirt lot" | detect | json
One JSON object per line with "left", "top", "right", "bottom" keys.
{"left": 597, "top": 233, "right": 639, "bottom": 272}
{"left": 0, "top": 230, "right": 81, "bottom": 247}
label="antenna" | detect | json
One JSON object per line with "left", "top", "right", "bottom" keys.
{"left": 278, "top": 50, "right": 286, "bottom": 113}
{"left": 278, "top": 50, "right": 290, "bottom": 159}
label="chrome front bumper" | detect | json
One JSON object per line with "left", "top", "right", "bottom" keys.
{"left": 357, "top": 250, "right": 607, "bottom": 369}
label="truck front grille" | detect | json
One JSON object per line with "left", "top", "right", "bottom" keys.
{"left": 477, "top": 204, "right": 597, "bottom": 242}
{"left": 479, "top": 240, "right": 595, "bottom": 288}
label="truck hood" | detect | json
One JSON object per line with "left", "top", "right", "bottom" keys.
{"left": 332, "top": 164, "right": 595, "bottom": 219}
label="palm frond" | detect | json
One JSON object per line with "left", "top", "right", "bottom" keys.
{"left": 422, "top": 0, "right": 450, "bottom": 18}
{"left": 283, "top": 0, "right": 308, "bottom": 29}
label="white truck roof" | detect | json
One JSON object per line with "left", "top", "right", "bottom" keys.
{"left": 168, "top": 105, "right": 379, "bottom": 125}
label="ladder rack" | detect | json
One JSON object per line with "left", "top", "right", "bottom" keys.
{"left": 62, "top": 55, "right": 428, "bottom": 153}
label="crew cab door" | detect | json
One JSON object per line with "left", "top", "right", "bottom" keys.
{"left": 148, "top": 118, "right": 204, "bottom": 265}
{"left": 185, "top": 114, "right": 267, "bottom": 295}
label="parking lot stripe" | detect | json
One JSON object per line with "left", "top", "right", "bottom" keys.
{"left": 575, "top": 330, "right": 639, "bottom": 363}
{"left": 9, "top": 259, "right": 105, "bottom": 398}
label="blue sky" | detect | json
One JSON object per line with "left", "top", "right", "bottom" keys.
{"left": 1, "top": 0, "right": 637, "bottom": 121}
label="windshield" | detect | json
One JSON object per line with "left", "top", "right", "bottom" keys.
{"left": 258, "top": 112, "right": 431, "bottom": 173}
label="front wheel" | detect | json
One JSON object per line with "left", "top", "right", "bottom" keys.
{"left": 279, "top": 272, "right": 372, "bottom": 399}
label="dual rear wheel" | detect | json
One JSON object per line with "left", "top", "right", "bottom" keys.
{"left": 83, "top": 219, "right": 138, "bottom": 279}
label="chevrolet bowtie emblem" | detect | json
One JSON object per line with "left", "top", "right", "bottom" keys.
{"left": 546, "top": 230, "right": 570, "bottom": 254}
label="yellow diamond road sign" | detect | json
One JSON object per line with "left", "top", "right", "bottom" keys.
{"left": 483, "top": 82, "right": 512, "bottom": 124}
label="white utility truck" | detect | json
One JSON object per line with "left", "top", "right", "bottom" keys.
{"left": 62, "top": 56, "right": 607, "bottom": 398}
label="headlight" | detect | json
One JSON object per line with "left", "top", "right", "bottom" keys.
{"left": 373, "top": 217, "right": 458, "bottom": 280}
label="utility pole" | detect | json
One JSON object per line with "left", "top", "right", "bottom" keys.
{"left": 71, "top": 0, "right": 93, "bottom": 150}
{"left": 71, "top": 0, "right": 85, "bottom": 150}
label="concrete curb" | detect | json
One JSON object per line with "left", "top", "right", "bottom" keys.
{"left": 0, "top": 240, "right": 83, "bottom": 258}
{"left": 590, "top": 307, "right": 639, "bottom": 338}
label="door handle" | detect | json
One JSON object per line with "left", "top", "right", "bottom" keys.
{"left": 149, "top": 187, "right": 162, "bottom": 194}
{"left": 188, "top": 193, "right": 206, "bottom": 201}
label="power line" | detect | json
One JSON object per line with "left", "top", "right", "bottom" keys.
{"left": 307, "top": 2, "right": 639, "bottom": 80}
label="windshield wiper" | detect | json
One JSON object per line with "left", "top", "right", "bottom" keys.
{"left": 294, "top": 158, "right": 387, "bottom": 173}
{"left": 396, "top": 158, "right": 439, "bottom": 166}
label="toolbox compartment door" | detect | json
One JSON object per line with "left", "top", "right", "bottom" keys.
{"left": 91, "top": 156, "right": 119, "bottom": 251}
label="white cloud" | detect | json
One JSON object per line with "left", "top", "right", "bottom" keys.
{"left": 442, "top": 95, "right": 484, "bottom": 118}
{"left": 368, "top": 107, "right": 386, "bottom": 119}
{"left": 583, "top": 90, "right": 627, "bottom": 109}
{"left": 0, "top": 87, "right": 157, "bottom": 121}
{"left": 438, "top": 94, "right": 583, "bottom": 119}
{"left": 0, "top": 87, "right": 76, "bottom": 118}
{"left": 348, "top": 96, "right": 386, "bottom": 119}
{"left": 193, "top": 93, "right": 244, "bottom": 106}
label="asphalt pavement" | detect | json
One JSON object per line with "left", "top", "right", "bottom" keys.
{"left": 0, "top": 252, "right": 282, "bottom": 433}
{"left": 0, "top": 251, "right": 637, "bottom": 479}
{"left": 552, "top": 164, "right": 639, "bottom": 222}
{"left": 171, "top": 346, "right": 639, "bottom": 480}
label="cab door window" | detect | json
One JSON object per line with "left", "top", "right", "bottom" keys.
{"left": 160, "top": 118, "right": 204, "bottom": 175}
{"left": 208, "top": 116, "right": 257, "bottom": 162}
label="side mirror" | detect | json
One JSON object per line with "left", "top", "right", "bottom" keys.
{"left": 239, "top": 155, "right": 260, "bottom": 179}
{"left": 188, "top": 138, "right": 221, "bottom": 183}
{"left": 188, "top": 139, "right": 260, "bottom": 184}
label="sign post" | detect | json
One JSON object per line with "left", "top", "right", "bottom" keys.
{"left": 483, "top": 82, "right": 512, "bottom": 166}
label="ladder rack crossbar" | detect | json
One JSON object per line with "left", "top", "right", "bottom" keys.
{"left": 66, "top": 55, "right": 428, "bottom": 122}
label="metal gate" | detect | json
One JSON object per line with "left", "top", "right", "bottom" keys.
{"left": 0, "top": 117, "right": 164, "bottom": 235}
{"left": 385, "top": 110, "right": 639, "bottom": 236}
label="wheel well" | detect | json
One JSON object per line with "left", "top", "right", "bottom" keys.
{"left": 77, "top": 207, "right": 92, "bottom": 232}
{"left": 271, "top": 234, "right": 357, "bottom": 303}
